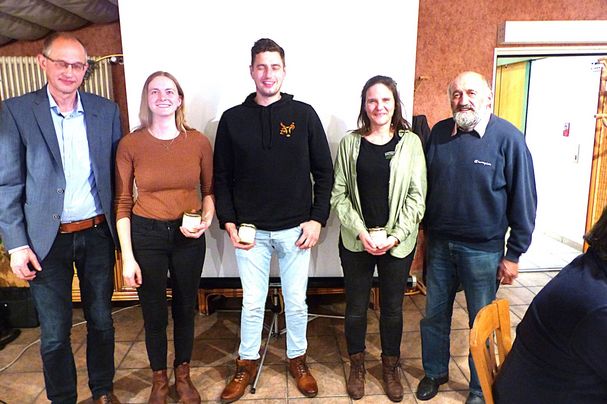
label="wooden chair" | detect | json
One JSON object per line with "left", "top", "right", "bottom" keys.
{"left": 469, "top": 298, "right": 513, "bottom": 404}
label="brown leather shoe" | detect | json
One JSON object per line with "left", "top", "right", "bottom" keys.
{"left": 347, "top": 351, "right": 366, "bottom": 400}
{"left": 93, "top": 392, "right": 121, "bottom": 404}
{"left": 175, "top": 362, "right": 201, "bottom": 403}
{"left": 288, "top": 354, "right": 318, "bottom": 397}
{"left": 149, "top": 369, "right": 169, "bottom": 404}
{"left": 381, "top": 354, "right": 404, "bottom": 402}
{"left": 220, "top": 357, "right": 258, "bottom": 403}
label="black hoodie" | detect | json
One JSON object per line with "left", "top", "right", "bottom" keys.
{"left": 214, "top": 93, "right": 333, "bottom": 231}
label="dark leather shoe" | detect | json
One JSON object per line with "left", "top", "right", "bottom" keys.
{"left": 93, "top": 392, "right": 121, "bottom": 404}
{"left": 466, "top": 392, "right": 485, "bottom": 404}
{"left": 220, "top": 358, "right": 258, "bottom": 403}
{"left": 0, "top": 328, "right": 20, "bottom": 350}
{"left": 288, "top": 354, "right": 318, "bottom": 397}
{"left": 416, "top": 375, "right": 448, "bottom": 401}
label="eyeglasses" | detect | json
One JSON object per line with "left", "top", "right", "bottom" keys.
{"left": 43, "top": 55, "right": 88, "bottom": 73}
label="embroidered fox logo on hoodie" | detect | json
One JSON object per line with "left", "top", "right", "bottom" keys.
{"left": 279, "top": 122, "right": 295, "bottom": 137}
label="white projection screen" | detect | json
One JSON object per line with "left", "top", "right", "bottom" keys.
{"left": 118, "top": 0, "right": 419, "bottom": 281}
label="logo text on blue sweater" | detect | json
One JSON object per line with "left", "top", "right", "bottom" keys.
{"left": 473, "top": 159, "right": 492, "bottom": 166}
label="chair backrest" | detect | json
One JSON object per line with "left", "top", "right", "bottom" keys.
{"left": 469, "top": 298, "right": 513, "bottom": 404}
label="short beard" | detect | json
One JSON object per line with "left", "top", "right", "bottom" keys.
{"left": 454, "top": 109, "right": 481, "bottom": 132}
{"left": 257, "top": 85, "right": 281, "bottom": 100}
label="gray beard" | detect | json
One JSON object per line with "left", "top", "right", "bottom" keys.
{"left": 454, "top": 110, "right": 481, "bottom": 132}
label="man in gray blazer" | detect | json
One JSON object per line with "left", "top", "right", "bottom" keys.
{"left": 0, "top": 32, "right": 122, "bottom": 404}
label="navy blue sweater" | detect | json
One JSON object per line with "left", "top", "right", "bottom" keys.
{"left": 494, "top": 249, "right": 607, "bottom": 403}
{"left": 213, "top": 93, "right": 333, "bottom": 231}
{"left": 424, "top": 114, "right": 537, "bottom": 262}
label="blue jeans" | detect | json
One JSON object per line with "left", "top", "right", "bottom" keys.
{"left": 29, "top": 222, "right": 115, "bottom": 403}
{"left": 235, "top": 226, "right": 310, "bottom": 360}
{"left": 131, "top": 214, "right": 205, "bottom": 370}
{"left": 420, "top": 236, "right": 502, "bottom": 397}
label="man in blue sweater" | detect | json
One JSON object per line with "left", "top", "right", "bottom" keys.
{"left": 416, "top": 71, "right": 537, "bottom": 404}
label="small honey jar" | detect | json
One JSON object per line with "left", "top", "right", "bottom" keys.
{"left": 368, "top": 227, "right": 387, "bottom": 246}
{"left": 238, "top": 223, "right": 256, "bottom": 244}
{"left": 182, "top": 210, "right": 202, "bottom": 232}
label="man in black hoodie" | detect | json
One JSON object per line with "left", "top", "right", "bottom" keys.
{"left": 214, "top": 38, "right": 333, "bottom": 403}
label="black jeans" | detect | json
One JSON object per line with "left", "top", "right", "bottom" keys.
{"left": 339, "top": 240, "right": 415, "bottom": 357}
{"left": 131, "top": 214, "right": 205, "bottom": 370}
{"left": 30, "top": 221, "right": 115, "bottom": 403}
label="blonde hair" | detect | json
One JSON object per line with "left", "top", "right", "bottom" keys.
{"left": 137, "top": 71, "right": 190, "bottom": 132}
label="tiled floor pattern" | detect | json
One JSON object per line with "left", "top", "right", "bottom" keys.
{"left": 518, "top": 230, "right": 582, "bottom": 271}
{"left": 0, "top": 271, "right": 560, "bottom": 404}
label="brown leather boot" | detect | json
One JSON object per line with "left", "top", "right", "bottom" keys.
{"left": 288, "top": 354, "right": 318, "bottom": 397}
{"left": 381, "top": 354, "right": 404, "bottom": 402}
{"left": 347, "top": 351, "right": 366, "bottom": 400}
{"left": 93, "top": 392, "right": 121, "bottom": 404}
{"left": 174, "top": 362, "right": 201, "bottom": 403}
{"left": 149, "top": 369, "right": 169, "bottom": 404}
{"left": 220, "top": 357, "right": 258, "bottom": 403}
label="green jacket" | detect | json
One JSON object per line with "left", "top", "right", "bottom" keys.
{"left": 330, "top": 130, "right": 427, "bottom": 258}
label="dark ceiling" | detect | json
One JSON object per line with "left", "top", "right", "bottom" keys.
{"left": 0, "top": 0, "right": 119, "bottom": 46}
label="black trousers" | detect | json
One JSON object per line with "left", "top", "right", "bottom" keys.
{"left": 339, "top": 240, "right": 415, "bottom": 357}
{"left": 131, "top": 214, "right": 205, "bottom": 370}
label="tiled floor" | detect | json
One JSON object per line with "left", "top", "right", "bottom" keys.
{"left": 0, "top": 231, "right": 579, "bottom": 404}
{"left": 518, "top": 230, "right": 582, "bottom": 271}
{"left": 0, "top": 269, "right": 560, "bottom": 404}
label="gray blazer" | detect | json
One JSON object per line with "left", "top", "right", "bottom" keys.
{"left": 0, "top": 86, "right": 122, "bottom": 261}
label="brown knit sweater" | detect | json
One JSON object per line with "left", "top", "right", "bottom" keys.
{"left": 115, "top": 128, "right": 213, "bottom": 221}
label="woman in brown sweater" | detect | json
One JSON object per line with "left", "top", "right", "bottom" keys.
{"left": 115, "top": 71, "right": 214, "bottom": 404}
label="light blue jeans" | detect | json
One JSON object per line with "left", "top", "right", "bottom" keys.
{"left": 235, "top": 226, "right": 310, "bottom": 360}
{"left": 420, "top": 236, "right": 502, "bottom": 397}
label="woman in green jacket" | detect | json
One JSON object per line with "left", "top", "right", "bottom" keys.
{"left": 331, "top": 75, "right": 427, "bottom": 402}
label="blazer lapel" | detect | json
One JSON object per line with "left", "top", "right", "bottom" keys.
{"left": 81, "top": 94, "right": 103, "bottom": 172}
{"left": 33, "top": 87, "right": 63, "bottom": 168}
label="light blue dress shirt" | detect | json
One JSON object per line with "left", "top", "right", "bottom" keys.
{"left": 48, "top": 88, "right": 103, "bottom": 223}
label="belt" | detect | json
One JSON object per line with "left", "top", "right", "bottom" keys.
{"left": 59, "top": 214, "right": 106, "bottom": 234}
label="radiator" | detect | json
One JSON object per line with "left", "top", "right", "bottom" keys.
{"left": 0, "top": 56, "right": 114, "bottom": 101}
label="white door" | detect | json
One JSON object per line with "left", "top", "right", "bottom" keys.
{"left": 525, "top": 55, "right": 602, "bottom": 247}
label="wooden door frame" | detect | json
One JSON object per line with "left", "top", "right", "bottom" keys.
{"left": 586, "top": 57, "right": 607, "bottom": 249}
